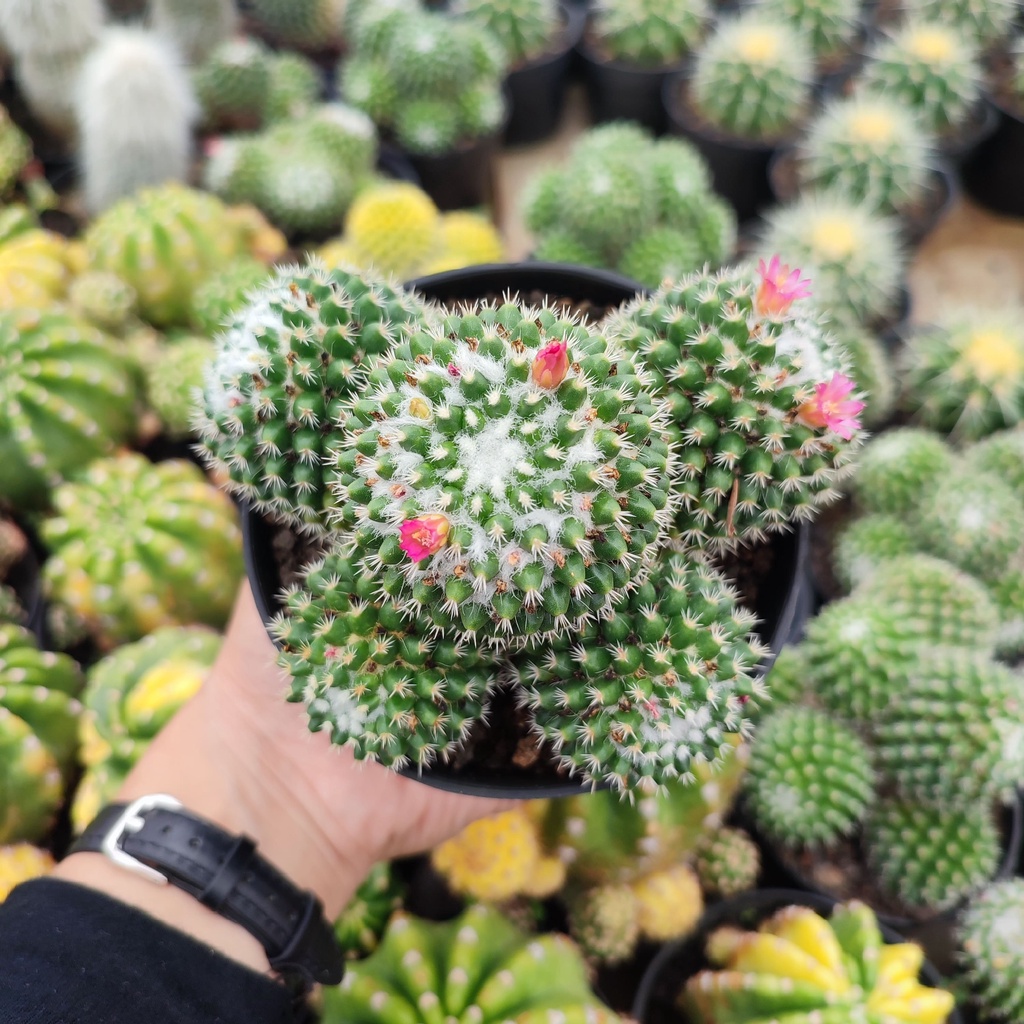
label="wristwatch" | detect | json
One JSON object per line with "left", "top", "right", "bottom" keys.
{"left": 71, "top": 794, "right": 344, "bottom": 998}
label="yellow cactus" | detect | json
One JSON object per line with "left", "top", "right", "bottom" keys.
{"left": 0, "top": 229, "right": 74, "bottom": 308}
{"left": 437, "top": 211, "right": 504, "bottom": 265}
{"left": 632, "top": 864, "right": 703, "bottom": 942}
{"left": 710, "top": 930, "right": 852, "bottom": 994}
{"left": 346, "top": 182, "right": 440, "bottom": 279}
{"left": 0, "top": 844, "right": 55, "bottom": 901}
{"left": 522, "top": 855, "right": 566, "bottom": 899}
{"left": 319, "top": 237, "right": 364, "bottom": 271}
{"left": 762, "top": 906, "right": 847, "bottom": 978}
{"left": 124, "top": 660, "right": 205, "bottom": 728}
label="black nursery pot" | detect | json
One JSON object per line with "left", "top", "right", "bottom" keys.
{"left": 243, "top": 262, "right": 815, "bottom": 798}
{"left": 961, "top": 95, "right": 1024, "bottom": 217}
{"left": 632, "top": 889, "right": 964, "bottom": 1024}
{"left": 503, "top": 4, "right": 586, "bottom": 146}
{"left": 405, "top": 131, "right": 503, "bottom": 212}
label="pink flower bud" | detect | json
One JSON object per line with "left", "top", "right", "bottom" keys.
{"left": 399, "top": 514, "right": 450, "bottom": 562}
{"left": 531, "top": 340, "right": 570, "bottom": 389}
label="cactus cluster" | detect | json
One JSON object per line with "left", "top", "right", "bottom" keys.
{"left": 455, "top": 0, "right": 561, "bottom": 66}
{"left": 689, "top": 14, "right": 815, "bottom": 142}
{"left": 684, "top": 901, "right": 955, "bottom": 1024}
{"left": 958, "top": 879, "right": 1024, "bottom": 1024}
{"left": 590, "top": 0, "right": 710, "bottom": 67}
{"left": 524, "top": 124, "right": 735, "bottom": 286}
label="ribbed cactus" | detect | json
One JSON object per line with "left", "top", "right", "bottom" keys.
{"left": 743, "top": 706, "right": 875, "bottom": 849}
{"left": 68, "top": 271, "right": 138, "bottom": 334}
{"left": 344, "top": 182, "right": 441, "bottom": 278}
{"left": 41, "top": 454, "right": 244, "bottom": 650}
{"left": 334, "top": 862, "right": 405, "bottom": 960}
{"left": 591, "top": 0, "right": 710, "bottom": 67}
{"left": 958, "top": 879, "right": 1024, "bottom": 1024}
{"left": 684, "top": 901, "right": 955, "bottom": 1024}
{"left": 694, "top": 827, "right": 760, "bottom": 898}
{"left": 901, "top": 308, "right": 1024, "bottom": 440}
{"left": 866, "top": 798, "right": 1001, "bottom": 912}
{"left": 264, "top": 52, "right": 321, "bottom": 123}
{"left": 84, "top": 184, "right": 251, "bottom": 328}
{"left": 848, "top": 427, "right": 953, "bottom": 516}
{"left": 0, "top": 308, "right": 139, "bottom": 510}
{"left": 832, "top": 514, "right": 916, "bottom": 591}
{"left": 606, "top": 262, "right": 861, "bottom": 548}
{"left": 567, "top": 884, "right": 640, "bottom": 963}
{"left": 72, "top": 626, "right": 221, "bottom": 833}
{"left": 796, "top": 95, "right": 935, "bottom": 215}
{"left": 150, "top": 0, "right": 237, "bottom": 63}
{"left": 858, "top": 21, "right": 983, "bottom": 137}
{"left": 193, "top": 36, "right": 271, "bottom": 133}
{"left": 0, "top": 844, "right": 54, "bottom": 902}
{"left": 323, "top": 905, "right": 618, "bottom": 1024}
{"left": 76, "top": 28, "right": 197, "bottom": 216}
{"left": 904, "top": 0, "right": 1016, "bottom": 44}
{"left": 0, "top": 624, "right": 82, "bottom": 844}
{"left": 456, "top": 0, "right": 561, "bottom": 65}
{"left": 197, "top": 262, "right": 429, "bottom": 536}
{"left": 751, "top": 0, "right": 860, "bottom": 60}
{"left": 758, "top": 194, "right": 905, "bottom": 329}
{"left": 871, "top": 646, "right": 1024, "bottom": 806}
{"left": 971, "top": 427, "right": 1024, "bottom": 502}
{"left": 690, "top": 15, "right": 815, "bottom": 141}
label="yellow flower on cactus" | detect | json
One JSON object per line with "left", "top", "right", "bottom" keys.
{"left": 0, "top": 844, "right": 55, "bottom": 901}
{"left": 632, "top": 864, "right": 703, "bottom": 942}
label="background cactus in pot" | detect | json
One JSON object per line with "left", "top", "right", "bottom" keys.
{"left": 455, "top": 0, "right": 562, "bottom": 66}
{"left": 750, "top": 0, "right": 860, "bottom": 63}
{"left": 590, "top": 0, "right": 710, "bottom": 67}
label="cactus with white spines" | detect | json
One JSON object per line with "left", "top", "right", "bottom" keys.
{"left": 264, "top": 52, "right": 321, "bottom": 124}
{"left": 694, "top": 827, "right": 760, "bottom": 898}
{"left": 901, "top": 308, "right": 1024, "bottom": 440}
{"left": 193, "top": 36, "right": 271, "bottom": 133}
{"left": 605, "top": 261, "right": 862, "bottom": 549}
{"left": 0, "top": 308, "right": 139, "bottom": 510}
{"left": 866, "top": 798, "right": 1001, "bottom": 912}
{"left": 758, "top": 194, "right": 905, "bottom": 330}
{"left": 796, "top": 94, "right": 936, "bottom": 216}
{"left": 245, "top": 0, "right": 346, "bottom": 49}
{"left": 0, "top": 624, "right": 82, "bottom": 844}
{"left": 904, "top": 0, "right": 1015, "bottom": 47}
{"left": 41, "top": 454, "right": 244, "bottom": 650}
{"left": 76, "top": 28, "right": 197, "bottom": 216}
{"left": 72, "top": 626, "right": 221, "bottom": 833}
{"left": 690, "top": 15, "right": 815, "bottom": 141}
{"left": 971, "top": 427, "right": 1024, "bottom": 502}
{"left": 832, "top": 514, "right": 916, "bottom": 591}
{"left": 455, "top": 0, "right": 560, "bottom": 65}
{"left": 958, "top": 879, "right": 1024, "bottom": 1024}
{"left": 848, "top": 427, "right": 954, "bottom": 517}
{"left": 743, "top": 706, "right": 875, "bottom": 849}
{"left": 752, "top": 0, "right": 859, "bottom": 61}
{"left": 591, "top": 0, "right": 710, "bottom": 67}
{"left": 150, "top": 0, "right": 237, "bottom": 63}
{"left": 197, "top": 262, "right": 430, "bottom": 537}
{"left": 858, "top": 21, "right": 982, "bottom": 138}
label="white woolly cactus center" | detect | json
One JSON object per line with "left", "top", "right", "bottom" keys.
{"left": 906, "top": 25, "right": 957, "bottom": 62}
{"left": 847, "top": 108, "right": 898, "bottom": 143}
{"left": 735, "top": 26, "right": 782, "bottom": 64}
{"left": 960, "top": 327, "right": 1024, "bottom": 383}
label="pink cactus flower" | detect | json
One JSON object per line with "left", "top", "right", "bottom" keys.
{"left": 446, "top": 362, "right": 461, "bottom": 378}
{"left": 531, "top": 340, "right": 570, "bottom": 389}
{"left": 756, "top": 255, "right": 812, "bottom": 316}
{"left": 797, "top": 373, "right": 865, "bottom": 440}
{"left": 399, "top": 514, "right": 450, "bottom": 562}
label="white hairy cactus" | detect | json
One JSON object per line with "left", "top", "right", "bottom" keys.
{"left": 76, "top": 28, "right": 197, "bottom": 214}
{"left": 151, "top": 0, "right": 237, "bottom": 63}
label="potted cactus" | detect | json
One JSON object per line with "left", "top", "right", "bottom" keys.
{"left": 454, "top": 0, "right": 585, "bottom": 145}
{"left": 957, "top": 879, "right": 1024, "bottom": 1023}
{"left": 664, "top": 12, "right": 816, "bottom": 221}
{"left": 749, "top": 0, "right": 863, "bottom": 78}
{"left": 577, "top": 0, "right": 712, "bottom": 132}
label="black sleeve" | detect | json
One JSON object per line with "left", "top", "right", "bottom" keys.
{"left": 0, "top": 879, "right": 297, "bottom": 1024}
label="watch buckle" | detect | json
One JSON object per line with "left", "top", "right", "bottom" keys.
{"left": 100, "top": 793, "right": 183, "bottom": 885}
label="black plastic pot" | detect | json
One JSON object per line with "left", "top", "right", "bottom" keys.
{"left": 633, "top": 888, "right": 964, "bottom": 1024}
{"left": 940, "top": 99, "right": 1000, "bottom": 166}
{"left": 404, "top": 130, "right": 503, "bottom": 212}
{"left": 663, "top": 75, "right": 793, "bottom": 225}
{"left": 961, "top": 95, "right": 1024, "bottom": 217}
{"left": 4, "top": 519, "right": 47, "bottom": 645}
{"left": 504, "top": 4, "right": 586, "bottom": 146}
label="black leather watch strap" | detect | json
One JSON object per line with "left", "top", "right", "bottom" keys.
{"left": 71, "top": 797, "right": 343, "bottom": 992}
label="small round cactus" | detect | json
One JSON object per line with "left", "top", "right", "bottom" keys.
{"left": 591, "top": 0, "right": 710, "bottom": 67}
{"left": 970, "top": 427, "right": 1024, "bottom": 502}
{"left": 245, "top": 0, "right": 345, "bottom": 48}
{"left": 866, "top": 798, "right": 1001, "bottom": 912}
{"left": 857, "top": 20, "right": 983, "bottom": 137}
{"left": 345, "top": 182, "right": 441, "bottom": 279}
{"left": 41, "top": 454, "right": 244, "bottom": 650}
{"left": 901, "top": 309, "right": 1024, "bottom": 440}
{"left": 832, "top": 514, "right": 916, "bottom": 591}
{"left": 193, "top": 36, "right": 272, "bottom": 132}
{"left": 197, "top": 262, "right": 430, "bottom": 536}
{"left": 0, "top": 228, "right": 74, "bottom": 312}
{"left": 902, "top": 0, "right": 1015, "bottom": 47}
{"left": 455, "top": 0, "right": 561, "bottom": 65}
{"left": 334, "top": 862, "right": 404, "bottom": 961}
{"left": 743, "top": 706, "right": 875, "bottom": 850}
{"left": 958, "top": 879, "right": 1024, "bottom": 1024}
{"left": 146, "top": 336, "right": 215, "bottom": 441}
{"left": 632, "top": 864, "right": 704, "bottom": 942}
{"left": 752, "top": 0, "right": 860, "bottom": 61}
{"left": 848, "top": 427, "right": 954, "bottom": 517}
{"left": 617, "top": 228, "right": 706, "bottom": 288}
{"left": 757, "top": 194, "right": 905, "bottom": 329}
{"left": 568, "top": 883, "right": 641, "bottom": 963}
{"left": 690, "top": 14, "right": 815, "bottom": 141}
{"left": 0, "top": 844, "right": 54, "bottom": 902}
{"left": 189, "top": 258, "right": 269, "bottom": 335}
{"left": 264, "top": 52, "right": 321, "bottom": 124}
{"left": 796, "top": 94, "right": 936, "bottom": 216}
{"left": 607, "top": 261, "right": 862, "bottom": 549}
{"left": 694, "top": 827, "right": 761, "bottom": 898}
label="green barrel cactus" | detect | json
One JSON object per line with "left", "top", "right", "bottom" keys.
{"left": 684, "top": 900, "right": 955, "bottom": 1023}
{"left": 41, "top": 454, "right": 244, "bottom": 650}
{"left": 757, "top": 194, "right": 905, "bottom": 329}
{"left": 455, "top": 0, "right": 561, "bottom": 66}
{"left": 590, "top": 0, "right": 710, "bottom": 67}
{"left": 264, "top": 52, "right": 321, "bottom": 124}
{"left": 866, "top": 798, "right": 1001, "bottom": 912}
{"left": 871, "top": 647, "right": 1024, "bottom": 806}
{"left": 84, "top": 183, "right": 251, "bottom": 328}
{"left": 694, "top": 826, "right": 760, "bottom": 898}
{"left": 970, "top": 427, "right": 1024, "bottom": 502}
{"left": 146, "top": 336, "right": 214, "bottom": 441}
{"left": 832, "top": 514, "right": 916, "bottom": 592}
{"left": 193, "top": 35, "right": 272, "bottom": 132}
{"left": 323, "top": 904, "right": 618, "bottom": 1024}
{"left": 72, "top": 625, "right": 221, "bottom": 833}
{"left": 567, "top": 883, "right": 640, "bottom": 963}
{"left": 958, "top": 879, "right": 1024, "bottom": 1024}
{"left": 753, "top": 0, "right": 860, "bottom": 61}
{"left": 901, "top": 309, "right": 1024, "bottom": 440}
{"left": 743, "top": 706, "right": 875, "bottom": 849}
{"left": 606, "top": 261, "right": 861, "bottom": 549}
{"left": 197, "top": 262, "right": 430, "bottom": 536}
{"left": 904, "top": 0, "right": 1016, "bottom": 44}
{"left": 0, "top": 308, "right": 139, "bottom": 510}
{"left": 334, "top": 861, "right": 405, "bottom": 960}
{"left": 0, "top": 623, "right": 82, "bottom": 843}
{"left": 858, "top": 20, "right": 983, "bottom": 137}
{"left": 690, "top": 14, "right": 815, "bottom": 141}
{"left": 796, "top": 94, "right": 935, "bottom": 215}
{"left": 847, "top": 427, "right": 954, "bottom": 517}
{"left": 188, "top": 258, "right": 269, "bottom": 335}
